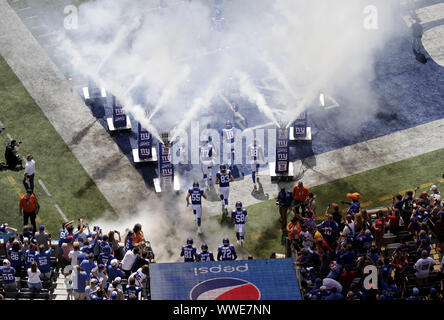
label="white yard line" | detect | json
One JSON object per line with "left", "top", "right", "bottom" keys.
{"left": 6, "top": 133, "right": 12, "bottom": 140}
{"left": 54, "top": 204, "right": 68, "bottom": 221}
{"left": 38, "top": 179, "right": 52, "bottom": 197}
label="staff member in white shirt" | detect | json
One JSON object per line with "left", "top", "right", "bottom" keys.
{"left": 23, "top": 154, "right": 35, "bottom": 193}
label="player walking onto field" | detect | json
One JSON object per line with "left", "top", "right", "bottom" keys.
{"left": 217, "top": 238, "right": 237, "bottom": 261}
{"left": 180, "top": 238, "right": 197, "bottom": 262}
{"left": 197, "top": 243, "right": 214, "bottom": 262}
{"left": 247, "top": 138, "right": 265, "bottom": 191}
{"left": 216, "top": 164, "right": 234, "bottom": 216}
{"left": 199, "top": 136, "right": 217, "bottom": 188}
{"left": 186, "top": 182, "right": 207, "bottom": 234}
{"left": 231, "top": 201, "right": 249, "bottom": 247}
{"left": 221, "top": 120, "right": 236, "bottom": 168}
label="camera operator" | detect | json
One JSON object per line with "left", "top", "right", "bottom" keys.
{"left": 276, "top": 187, "right": 292, "bottom": 229}
{"left": 4, "top": 140, "right": 22, "bottom": 170}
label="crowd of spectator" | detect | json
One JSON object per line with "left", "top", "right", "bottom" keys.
{"left": 1, "top": 177, "right": 443, "bottom": 301}
{"left": 0, "top": 220, "right": 155, "bottom": 300}
{"left": 281, "top": 183, "right": 444, "bottom": 300}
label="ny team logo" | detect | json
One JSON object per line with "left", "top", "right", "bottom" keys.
{"left": 189, "top": 278, "right": 261, "bottom": 300}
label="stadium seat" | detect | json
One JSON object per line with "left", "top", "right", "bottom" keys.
{"left": 397, "top": 231, "right": 413, "bottom": 243}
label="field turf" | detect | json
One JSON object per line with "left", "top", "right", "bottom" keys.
{"left": 0, "top": 55, "right": 116, "bottom": 238}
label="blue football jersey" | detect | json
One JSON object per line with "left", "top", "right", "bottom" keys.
{"left": 98, "top": 253, "right": 114, "bottom": 266}
{"left": 181, "top": 245, "right": 197, "bottom": 262}
{"left": 8, "top": 249, "right": 22, "bottom": 268}
{"left": 35, "top": 249, "right": 51, "bottom": 273}
{"left": 126, "top": 285, "right": 143, "bottom": 300}
{"left": 25, "top": 249, "right": 36, "bottom": 268}
{"left": 189, "top": 189, "right": 204, "bottom": 205}
{"left": 198, "top": 251, "right": 214, "bottom": 262}
{"left": 218, "top": 245, "right": 236, "bottom": 260}
{"left": 58, "top": 228, "right": 67, "bottom": 248}
{"left": 0, "top": 267, "right": 16, "bottom": 284}
{"left": 232, "top": 209, "right": 248, "bottom": 224}
{"left": 216, "top": 170, "right": 232, "bottom": 187}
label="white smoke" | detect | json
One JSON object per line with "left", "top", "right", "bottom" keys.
{"left": 89, "top": 194, "right": 236, "bottom": 262}
{"left": 61, "top": 0, "right": 401, "bottom": 260}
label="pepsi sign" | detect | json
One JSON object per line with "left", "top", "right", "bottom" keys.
{"left": 149, "top": 258, "right": 302, "bottom": 300}
{"left": 190, "top": 278, "right": 260, "bottom": 300}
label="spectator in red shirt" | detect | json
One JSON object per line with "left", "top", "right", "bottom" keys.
{"left": 338, "top": 264, "right": 355, "bottom": 293}
{"left": 373, "top": 210, "right": 386, "bottom": 250}
{"left": 388, "top": 209, "right": 403, "bottom": 235}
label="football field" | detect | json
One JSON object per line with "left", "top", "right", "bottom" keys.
{"left": 0, "top": 55, "right": 116, "bottom": 237}
{"left": 0, "top": 0, "right": 443, "bottom": 263}
{"left": 2, "top": 46, "right": 442, "bottom": 258}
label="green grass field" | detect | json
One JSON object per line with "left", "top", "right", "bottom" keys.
{"left": 231, "top": 148, "right": 444, "bottom": 259}
{"left": 0, "top": 55, "right": 116, "bottom": 237}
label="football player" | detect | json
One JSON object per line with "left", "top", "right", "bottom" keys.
{"left": 197, "top": 243, "right": 214, "bottom": 262}
{"left": 180, "top": 237, "right": 197, "bottom": 262}
{"left": 186, "top": 181, "right": 207, "bottom": 234}
{"left": 231, "top": 201, "right": 249, "bottom": 247}
{"left": 217, "top": 238, "right": 237, "bottom": 261}
{"left": 246, "top": 138, "right": 265, "bottom": 191}
{"left": 215, "top": 163, "right": 234, "bottom": 215}
{"left": 199, "top": 136, "right": 217, "bottom": 188}
{"left": 221, "top": 120, "right": 236, "bottom": 168}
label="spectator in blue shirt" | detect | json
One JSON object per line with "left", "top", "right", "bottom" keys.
{"left": 416, "top": 238, "right": 431, "bottom": 258}
{"left": 378, "top": 277, "right": 399, "bottom": 300}
{"left": 80, "top": 253, "right": 96, "bottom": 280}
{"left": 123, "top": 231, "right": 134, "bottom": 254}
{"left": 367, "top": 245, "right": 380, "bottom": 264}
{"left": 338, "top": 245, "right": 355, "bottom": 269}
{"left": 89, "top": 288, "right": 109, "bottom": 300}
{"left": 98, "top": 245, "right": 114, "bottom": 266}
{"left": 0, "top": 260, "right": 16, "bottom": 291}
{"left": 318, "top": 215, "right": 339, "bottom": 248}
{"left": 107, "top": 259, "right": 124, "bottom": 282}
{"left": 324, "top": 286, "right": 344, "bottom": 300}
{"left": 407, "top": 287, "right": 421, "bottom": 300}
{"left": 381, "top": 257, "right": 393, "bottom": 282}
{"left": 277, "top": 187, "right": 292, "bottom": 227}
{"left": 72, "top": 265, "right": 88, "bottom": 300}
{"left": 24, "top": 243, "right": 37, "bottom": 269}
{"left": 7, "top": 241, "right": 23, "bottom": 277}
{"left": 126, "top": 276, "right": 143, "bottom": 300}
{"left": 35, "top": 244, "right": 52, "bottom": 280}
